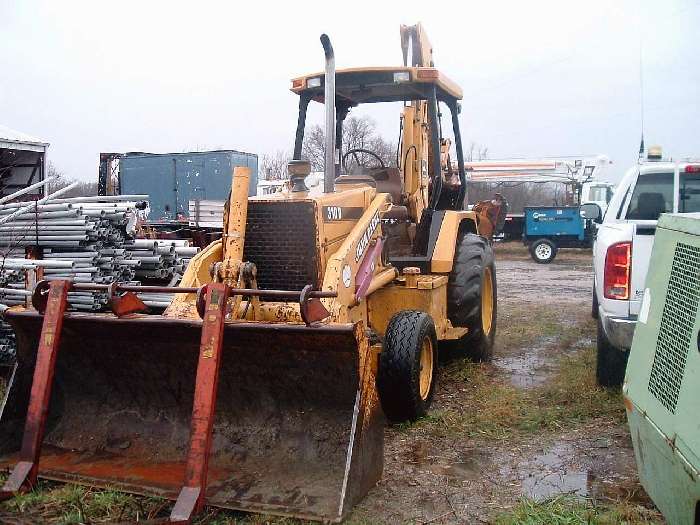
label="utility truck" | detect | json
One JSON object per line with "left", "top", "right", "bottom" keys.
{"left": 466, "top": 157, "right": 614, "bottom": 262}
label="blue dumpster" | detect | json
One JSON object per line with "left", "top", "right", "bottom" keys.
{"left": 118, "top": 150, "right": 258, "bottom": 220}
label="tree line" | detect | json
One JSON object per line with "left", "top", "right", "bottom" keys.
{"left": 44, "top": 118, "right": 566, "bottom": 211}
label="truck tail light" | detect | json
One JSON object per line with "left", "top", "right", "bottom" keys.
{"left": 604, "top": 242, "right": 632, "bottom": 300}
{"left": 685, "top": 165, "right": 700, "bottom": 173}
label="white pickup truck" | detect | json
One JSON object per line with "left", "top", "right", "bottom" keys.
{"left": 588, "top": 153, "right": 700, "bottom": 386}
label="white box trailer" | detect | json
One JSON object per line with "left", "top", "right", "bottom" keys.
{"left": 0, "top": 124, "right": 49, "bottom": 200}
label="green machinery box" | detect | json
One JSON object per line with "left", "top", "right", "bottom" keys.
{"left": 624, "top": 212, "right": 700, "bottom": 524}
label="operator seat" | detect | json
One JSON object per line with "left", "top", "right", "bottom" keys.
{"left": 335, "top": 167, "right": 404, "bottom": 206}
{"left": 629, "top": 192, "right": 666, "bottom": 220}
{"left": 371, "top": 167, "right": 403, "bottom": 205}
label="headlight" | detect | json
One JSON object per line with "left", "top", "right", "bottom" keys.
{"left": 306, "top": 77, "right": 322, "bottom": 88}
{"left": 393, "top": 71, "right": 410, "bottom": 83}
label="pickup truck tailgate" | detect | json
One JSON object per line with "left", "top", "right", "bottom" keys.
{"left": 630, "top": 222, "right": 657, "bottom": 315}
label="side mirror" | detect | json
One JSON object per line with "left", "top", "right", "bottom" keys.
{"left": 580, "top": 203, "right": 602, "bottom": 223}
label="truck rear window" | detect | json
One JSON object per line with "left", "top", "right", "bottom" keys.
{"left": 626, "top": 172, "right": 673, "bottom": 220}
{"left": 680, "top": 174, "right": 700, "bottom": 213}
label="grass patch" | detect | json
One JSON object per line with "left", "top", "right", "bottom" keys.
{"left": 496, "top": 304, "right": 564, "bottom": 351}
{"left": 494, "top": 496, "right": 663, "bottom": 525}
{"left": 0, "top": 477, "right": 327, "bottom": 524}
{"left": 530, "top": 345, "right": 625, "bottom": 428}
{"left": 407, "top": 328, "right": 624, "bottom": 440}
{"left": 0, "top": 479, "right": 169, "bottom": 523}
{"left": 192, "top": 511, "right": 314, "bottom": 524}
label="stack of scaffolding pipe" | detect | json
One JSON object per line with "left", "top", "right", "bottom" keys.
{"left": 0, "top": 194, "right": 147, "bottom": 310}
{"left": 133, "top": 240, "right": 200, "bottom": 309}
{"left": 0, "top": 257, "right": 80, "bottom": 305}
{"left": 0, "top": 188, "right": 198, "bottom": 316}
{"left": 0, "top": 178, "right": 66, "bottom": 356}
{"left": 0, "top": 263, "right": 28, "bottom": 308}
{"left": 0, "top": 181, "right": 80, "bottom": 226}
{"left": 0, "top": 320, "right": 16, "bottom": 364}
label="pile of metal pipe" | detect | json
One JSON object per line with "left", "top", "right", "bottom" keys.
{"left": 0, "top": 319, "right": 16, "bottom": 364}
{"left": 0, "top": 187, "right": 200, "bottom": 317}
{"left": 0, "top": 193, "right": 141, "bottom": 311}
{"left": 129, "top": 240, "right": 199, "bottom": 309}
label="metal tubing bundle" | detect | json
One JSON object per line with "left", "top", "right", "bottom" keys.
{"left": 0, "top": 190, "right": 201, "bottom": 360}
{"left": 0, "top": 193, "right": 198, "bottom": 312}
{"left": 128, "top": 240, "right": 199, "bottom": 309}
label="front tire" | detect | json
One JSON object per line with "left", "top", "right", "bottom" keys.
{"left": 446, "top": 233, "right": 497, "bottom": 362}
{"left": 529, "top": 238, "right": 557, "bottom": 264}
{"left": 596, "top": 318, "right": 628, "bottom": 387}
{"left": 377, "top": 311, "right": 438, "bottom": 423}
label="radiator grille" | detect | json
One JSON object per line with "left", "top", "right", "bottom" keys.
{"left": 243, "top": 201, "right": 319, "bottom": 291}
{"left": 648, "top": 242, "right": 700, "bottom": 413}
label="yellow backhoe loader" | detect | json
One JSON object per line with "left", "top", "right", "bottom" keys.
{"left": 0, "top": 24, "right": 500, "bottom": 523}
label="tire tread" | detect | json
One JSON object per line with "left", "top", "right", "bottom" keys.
{"left": 378, "top": 311, "right": 436, "bottom": 422}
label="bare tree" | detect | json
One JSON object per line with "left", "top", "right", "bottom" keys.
{"left": 465, "top": 142, "right": 489, "bottom": 162}
{"left": 302, "top": 116, "right": 396, "bottom": 172}
{"left": 46, "top": 162, "right": 98, "bottom": 197}
{"left": 260, "top": 150, "right": 291, "bottom": 180}
{"left": 467, "top": 181, "right": 565, "bottom": 212}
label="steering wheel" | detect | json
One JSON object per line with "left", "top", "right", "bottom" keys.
{"left": 342, "top": 148, "right": 386, "bottom": 174}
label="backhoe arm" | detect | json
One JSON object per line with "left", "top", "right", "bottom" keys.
{"left": 399, "top": 23, "right": 434, "bottom": 222}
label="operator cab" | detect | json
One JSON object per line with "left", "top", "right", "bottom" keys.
{"left": 289, "top": 66, "right": 467, "bottom": 212}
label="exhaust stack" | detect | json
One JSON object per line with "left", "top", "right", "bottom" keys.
{"left": 321, "top": 34, "right": 335, "bottom": 193}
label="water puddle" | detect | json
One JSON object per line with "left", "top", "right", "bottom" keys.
{"left": 494, "top": 352, "right": 551, "bottom": 388}
{"left": 413, "top": 446, "right": 490, "bottom": 482}
{"left": 503, "top": 442, "right": 588, "bottom": 500}
{"left": 524, "top": 470, "right": 589, "bottom": 499}
{"left": 505, "top": 440, "right": 651, "bottom": 504}
{"left": 427, "top": 456, "right": 484, "bottom": 481}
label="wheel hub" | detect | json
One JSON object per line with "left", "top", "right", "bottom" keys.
{"left": 419, "top": 338, "right": 434, "bottom": 400}
{"left": 535, "top": 243, "right": 552, "bottom": 260}
{"left": 481, "top": 267, "right": 494, "bottom": 336}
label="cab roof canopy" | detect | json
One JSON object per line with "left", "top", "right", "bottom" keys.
{"left": 290, "top": 66, "right": 463, "bottom": 106}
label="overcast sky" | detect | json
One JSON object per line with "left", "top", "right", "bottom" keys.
{"left": 2, "top": 0, "right": 698, "bottom": 183}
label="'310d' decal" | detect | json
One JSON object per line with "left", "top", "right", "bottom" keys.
{"left": 322, "top": 206, "right": 364, "bottom": 222}
{"left": 355, "top": 211, "right": 381, "bottom": 262}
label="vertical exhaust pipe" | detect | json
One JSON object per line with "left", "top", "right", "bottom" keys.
{"left": 321, "top": 34, "right": 335, "bottom": 193}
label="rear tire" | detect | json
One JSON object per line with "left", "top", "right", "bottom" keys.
{"left": 591, "top": 283, "right": 599, "bottom": 320}
{"left": 596, "top": 318, "right": 628, "bottom": 387}
{"left": 445, "top": 233, "right": 497, "bottom": 362}
{"left": 377, "top": 311, "right": 438, "bottom": 423}
{"left": 529, "top": 238, "right": 557, "bottom": 264}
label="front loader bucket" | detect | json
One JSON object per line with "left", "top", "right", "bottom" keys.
{"left": 0, "top": 310, "right": 384, "bottom": 523}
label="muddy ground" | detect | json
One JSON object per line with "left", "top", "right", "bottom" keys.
{"left": 0, "top": 243, "right": 663, "bottom": 524}
{"left": 347, "top": 243, "right": 662, "bottom": 524}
